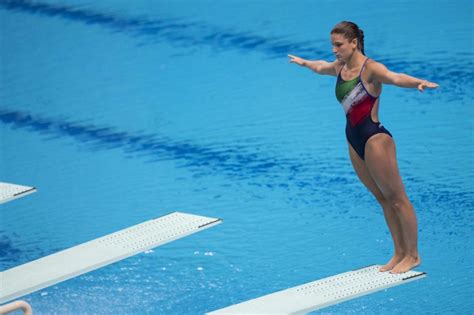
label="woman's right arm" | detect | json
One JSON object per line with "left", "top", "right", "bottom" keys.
{"left": 288, "top": 54, "right": 339, "bottom": 76}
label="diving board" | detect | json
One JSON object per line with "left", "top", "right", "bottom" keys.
{"left": 0, "top": 212, "right": 222, "bottom": 304}
{"left": 0, "top": 182, "right": 36, "bottom": 204}
{"left": 209, "top": 265, "right": 426, "bottom": 314}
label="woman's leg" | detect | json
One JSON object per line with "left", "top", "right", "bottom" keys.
{"left": 348, "top": 143, "right": 406, "bottom": 271}
{"left": 364, "top": 134, "right": 421, "bottom": 273}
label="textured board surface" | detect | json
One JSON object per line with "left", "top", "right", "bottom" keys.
{"left": 209, "top": 265, "right": 426, "bottom": 315}
{"left": 0, "top": 212, "right": 221, "bottom": 304}
{"left": 0, "top": 182, "right": 36, "bottom": 204}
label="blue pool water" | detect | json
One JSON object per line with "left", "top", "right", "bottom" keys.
{"left": 0, "top": 0, "right": 473, "bottom": 314}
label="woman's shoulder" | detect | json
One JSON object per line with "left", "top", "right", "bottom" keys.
{"left": 364, "top": 58, "right": 389, "bottom": 80}
{"left": 365, "top": 58, "right": 386, "bottom": 72}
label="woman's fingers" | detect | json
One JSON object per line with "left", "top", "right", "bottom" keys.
{"left": 418, "top": 80, "right": 439, "bottom": 92}
{"left": 417, "top": 81, "right": 426, "bottom": 92}
{"left": 288, "top": 54, "right": 297, "bottom": 63}
{"left": 288, "top": 54, "right": 303, "bottom": 65}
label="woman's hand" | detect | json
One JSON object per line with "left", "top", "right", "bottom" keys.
{"left": 288, "top": 55, "right": 338, "bottom": 76}
{"left": 288, "top": 54, "right": 306, "bottom": 66}
{"left": 418, "top": 80, "right": 439, "bottom": 92}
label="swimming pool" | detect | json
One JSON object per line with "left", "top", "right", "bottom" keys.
{"left": 1, "top": 0, "right": 472, "bottom": 313}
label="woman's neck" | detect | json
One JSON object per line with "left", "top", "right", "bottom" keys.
{"left": 345, "top": 52, "right": 365, "bottom": 70}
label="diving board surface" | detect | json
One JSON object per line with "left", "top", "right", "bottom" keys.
{"left": 209, "top": 265, "right": 426, "bottom": 315}
{"left": 0, "top": 212, "right": 222, "bottom": 304}
{"left": 0, "top": 182, "right": 36, "bottom": 204}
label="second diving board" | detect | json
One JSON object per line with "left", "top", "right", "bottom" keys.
{"left": 0, "top": 212, "right": 221, "bottom": 304}
{"left": 0, "top": 182, "right": 36, "bottom": 204}
{"left": 209, "top": 265, "right": 426, "bottom": 314}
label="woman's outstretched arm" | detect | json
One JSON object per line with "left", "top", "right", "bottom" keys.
{"left": 288, "top": 54, "right": 339, "bottom": 76}
{"left": 370, "top": 62, "right": 439, "bottom": 92}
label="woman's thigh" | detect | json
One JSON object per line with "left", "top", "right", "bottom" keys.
{"left": 364, "top": 134, "right": 407, "bottom": 200}
{"left": 348, "top": 142, "right": 385, "bottom": 202}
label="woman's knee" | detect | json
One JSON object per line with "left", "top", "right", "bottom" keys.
{"left": 385, "top": 194, "right": 410, "bottom": 212}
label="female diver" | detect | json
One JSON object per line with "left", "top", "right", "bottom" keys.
{"left": 288, "top": 21, "right": 438, "bottom": 273}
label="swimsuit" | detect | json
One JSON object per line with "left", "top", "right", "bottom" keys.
{"left": 335, "top": 58, "right": 392, "bottom": 160}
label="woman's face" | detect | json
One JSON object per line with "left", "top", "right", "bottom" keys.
{"left": 331, "top": 33, "right": 357, "bottom": 62}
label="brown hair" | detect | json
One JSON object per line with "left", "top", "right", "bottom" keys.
{"left": 331, "top": 21, "right": 365, "bottom": 55}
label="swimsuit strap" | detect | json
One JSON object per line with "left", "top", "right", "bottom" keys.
{"left": 338, "top": 57, "right": 370, "bottom": 80}
{"left": 337, "top": 64, "right": 344, "bottom": 78}
{"left": 359, "top": 57, "right": 370, "bottom": 76}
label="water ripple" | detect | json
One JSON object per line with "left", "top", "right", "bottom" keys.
{"left": 0, "top": 108, "right": 328, "bottom": 182}
{"left": 0, "top": 233, "right": 22, "bottom": 263}
{"left": 1, "top": 0, "right": 472, "bottom": 98}
{"left": 1, "top": 108, "right": 472, "bottom": 218}
{"left": 0, "top": 0, "right": 320, "bottom": 58}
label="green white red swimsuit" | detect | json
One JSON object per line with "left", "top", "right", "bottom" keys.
{"left": 335, "top": 58, "right": 392, "bottom": 160}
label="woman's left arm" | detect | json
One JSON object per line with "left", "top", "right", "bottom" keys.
{"left": 370, "top": 62, "right": 439, "bottom": 92}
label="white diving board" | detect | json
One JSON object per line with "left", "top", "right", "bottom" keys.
{"left": 0, "top": 182, "right": 36, "bottom": 204}
{"left": 0, "top": 212, "right": 222, "bottom": 304}
{"left": 209, "top": 265, "right": 426, "bottom": 315}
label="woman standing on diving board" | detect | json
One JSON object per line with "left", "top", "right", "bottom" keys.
{"left": 288, "top": 21, "right": 438, "bottom": 274}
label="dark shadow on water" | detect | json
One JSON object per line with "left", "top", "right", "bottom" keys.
{"left": 0, "top": 0, "right": 322, "bottom": 59}
{"left": 0, "top": 231, "right": 66, "bottom": 268}
{"left": 0, "top": 108, "right": 336, "bottom": 186}
{"left": 0, "top": 234, "right": 21, "bottom": 264}
{"left": 0, "top": 233, "right": 45, "bottom": 268}
{"left": 0, "top": 108, "right": 472, "bottom": 261}
{"left": 0, "top": 108, "right": 472, "bottom": 214}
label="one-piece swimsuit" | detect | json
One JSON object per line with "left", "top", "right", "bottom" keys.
{"left": 335, "top": 58, "right": 392, "bottom": 160}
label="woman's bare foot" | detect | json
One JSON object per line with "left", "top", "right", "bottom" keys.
{"left": 390, "top": 255, "right": 421, "bottom": 274}
{"left": 379, "top": 254, "right": 405, "bottom": 272}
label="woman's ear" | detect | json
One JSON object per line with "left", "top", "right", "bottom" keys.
{"left": 351, "top": 38, "right": 358, "bottom": 49}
